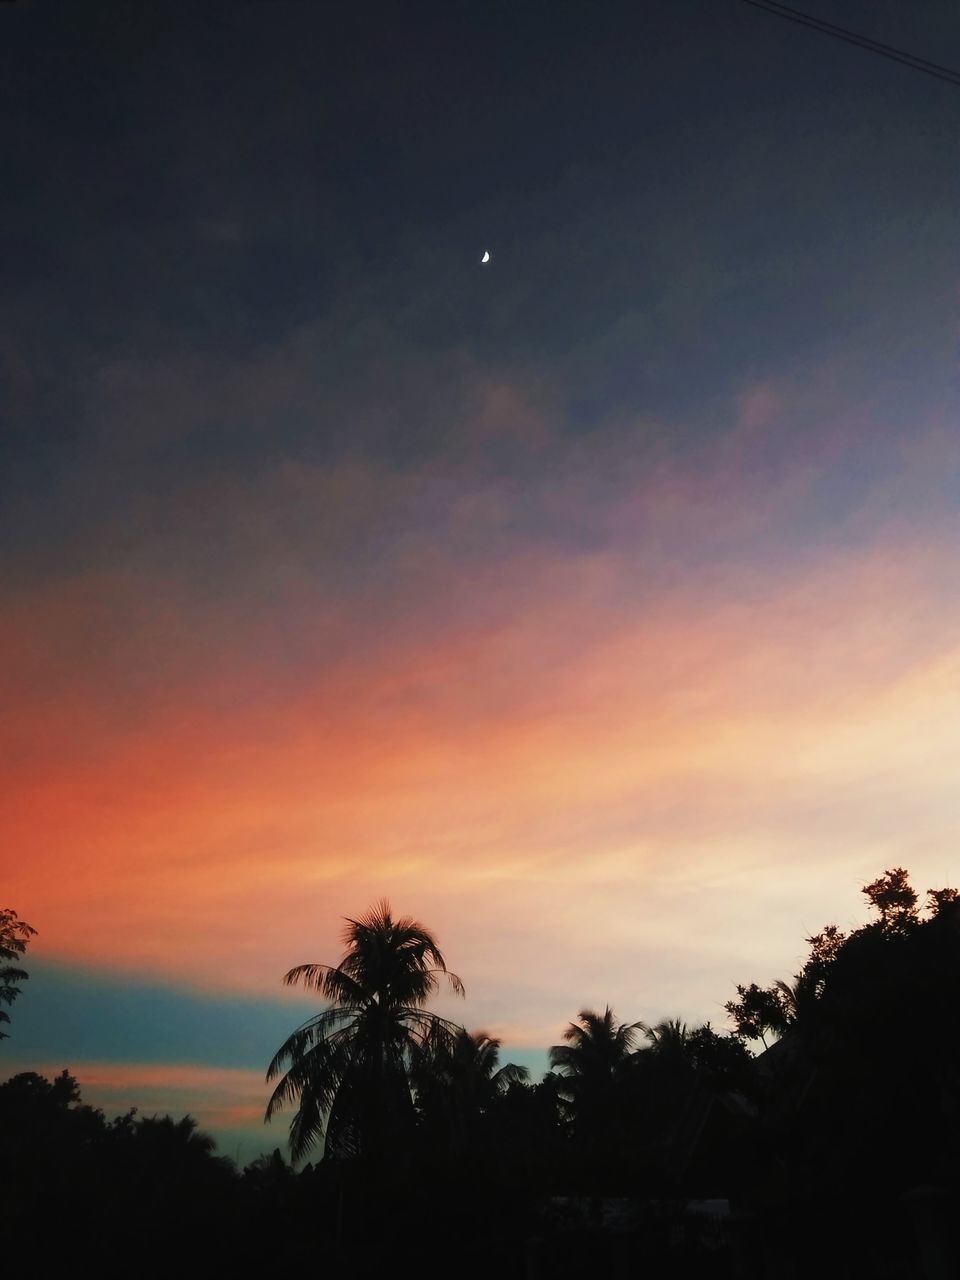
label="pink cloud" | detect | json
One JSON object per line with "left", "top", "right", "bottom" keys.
{"left": 5, "top": 362, "right": 960, "bottom": 1038}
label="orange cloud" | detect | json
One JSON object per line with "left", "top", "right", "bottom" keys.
{"left": 4, "top": 382, "right": 960, "bottom": 1041}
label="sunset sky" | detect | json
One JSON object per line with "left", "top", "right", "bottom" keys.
{"left": 3, "top": 0, "right": 959, "bottom": 1162}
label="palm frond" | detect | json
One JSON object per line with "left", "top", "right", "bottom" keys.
{"left": 282, "top": 964, "right": 367, "bottom": 1007}
{"left": 321, "top": 966, "right": 368, "bottom": 1004}
{"left": 265, "top": 1007, "right": 357, "bottom": 1081}
{"left": 399, "top": 1007, "right": 463, "bottom": 1050}
{"left": 548, "top": 1044, "right": 579, "bottom": 1073}
{"left": 286, "top": 1088, "right": 327, "bottom": 1163}
{"left": 773, "top": 978, "right": 798, "bottom": 1010}
{"left": 492, "top": 1062, "right": 530, "bottom": 1091}
{"left": 338, "top": 901, "right": 463, "bottom": 1006}
{"left": 266, "top": 1032, "right": 355, "bottom": 1122}
{"left": 639, "top": 1017, "right": 686, "bottom": 1049}
{"left": 426, "top": 966, "right": 465, "bottom": 998}
{"left": 281, "top": 962, "right": 331, "bottom": 991}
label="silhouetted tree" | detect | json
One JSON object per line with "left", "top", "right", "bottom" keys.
{"left": 724, "top": 982, "right": 790, "bottom": 1047}
{"left": 801, "top": 923, "right": 846, "bottom": 985}
{"left": 6, "top": 871, "right": 955, "bottom": 1276}
{"left": 741, "top": 868, "right": 960, "bottom": 1227}
{"left": 265, "top": 900, "right": 464, "bottom": 1162}
{"left": 925, "top": 885, "right": 959, "bottom": 915}
{"left": 0, "top": 1068, "right": 111, "bottom": 1221}
{"left": 243, "top": 1146, "right": 295, "bottom": 1189}
{"left": 548, "top": 1007, "right": 646, "bottom": 1186}
{"left": 861, "top": 865, "right": 919, "bottom": 932}
{"left": 639, "top": 1016, "right": 690, "bottom": 1063}
{"left": 684, "top": 1022, "right": 754, "bottom": 1091}
{"left": 550, "top": 1006, "right": 641, "bottom": 1094}
{"left": 121, "top": 1111, "right": 217, "bottom": 1158}
{"left": 413, "top": 1027, "right": 528, "bottom": 1160}
{"left": 485, "top": 1073, "right": 565, "bottom": 1184}
{"left": 639, "top": 1017, "right": 752, "bottom": 1092}
{"left": 727, "top": 920, "right": 849, "bottom": 1052}
{"left": 0, "top": 1070, "right": 239, "bottom": 1273}
{"left": 0, "top": 909, "right": 36, "bottom": 1040}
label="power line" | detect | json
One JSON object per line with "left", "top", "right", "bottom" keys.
{"left": 739, "top": 0, "right": 960, "bottom": 88}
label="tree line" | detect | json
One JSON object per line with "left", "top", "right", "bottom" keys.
{"left": 2, "top": 868, "right": 958, "bottom": 1277}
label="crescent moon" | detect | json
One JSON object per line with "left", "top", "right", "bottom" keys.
{"left": 481, "top": 250, "right": 490, "bottom": 264}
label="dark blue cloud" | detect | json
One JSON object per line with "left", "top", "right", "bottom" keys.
{"left": 3, "top": 0, "right": 957, "bottom": 489}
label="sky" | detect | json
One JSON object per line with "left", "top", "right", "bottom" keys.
{"left": 2, "top": 0, "right": 959, "bottom": 1163}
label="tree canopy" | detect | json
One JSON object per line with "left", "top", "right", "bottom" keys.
{"left": 5, "top": 870, "right": 958, "bottom": 1276}
{"left": 0, "top": 908, "right": 36, "bottom": 1039}
{"left": 265, "top": 900, "right": 464, "bottom": 1162}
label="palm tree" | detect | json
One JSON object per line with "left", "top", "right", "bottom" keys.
{"left": 639, "top": 1017, "right": 690, "bottom": 1064}
{"left": 413, "top": 1028, "right": 528, "bottom": 1157}
{"left": 549, "top": 1007, "right": 642, "bottom": 1127}
{"left": 548, "top": 1007, "right": 643, "bottom": 1183}
{"left": 265, "top": 900, "right": 464, "bottom": 1162}
{"left": 549, "top": 1007, "right": 642, "bottom": 1086}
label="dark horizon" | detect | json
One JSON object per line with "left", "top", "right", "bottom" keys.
{"left": 4, "top": 867, "right": 958, "bottom": 1277}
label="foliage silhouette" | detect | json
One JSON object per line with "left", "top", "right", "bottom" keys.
{"left": 413, "top": 1026, "right": 528, "bottom": 1160}
{"left": 0, "top": 1069, "right": 237, "bottom": 1274}
{"left": 547, "top": 1007, "right": 647, "bottom": 1187}
{"left": 0, "top": 908, "right": 36, "bottom": 1040}
{"left": 639, "top": 1015, "right": 689, "bottom": 1060}
{"left": 862, "top": 865, "right": 919, "bottom": 930}
{"left": 265, "top": 899, "right": 464, "bottom": 1162}
{"left": 5, "top": 868, "right": 958, "bottom": 1276}
{"left": 724, "top": 981, "right": 790, "bottom": 1047}
{"left": 549, "top": 1006, "right": 642, "bottom": 1092}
